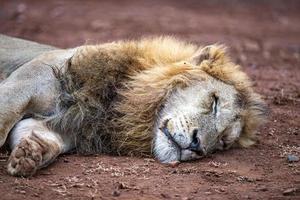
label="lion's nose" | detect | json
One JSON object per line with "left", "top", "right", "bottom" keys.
{"left": 189, "top": 129, "right": 205, "bottom": 155}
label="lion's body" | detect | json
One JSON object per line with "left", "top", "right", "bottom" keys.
{"left": 0, "top": 34, "right": 57, "bottom": 78}
{"left": 0, "top": 35, "right": 267, "bottom": 176}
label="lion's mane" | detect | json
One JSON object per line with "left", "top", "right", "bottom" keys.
{"left": 47, "top": 37, "right": 267, "bottom": 156}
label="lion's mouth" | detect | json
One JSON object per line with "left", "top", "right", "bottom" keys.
{"left": 159, "top": 119, "right": 205, "bottom": 161}
{"left": 159, "top": 119, "right": 182, "bottom": 149}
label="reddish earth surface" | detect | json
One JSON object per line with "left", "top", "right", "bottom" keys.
{"left": 0, "top": 0, "right": 299, "bottom": 199}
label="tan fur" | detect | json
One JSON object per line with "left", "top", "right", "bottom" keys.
{"left": 49, "top": 37, "right": 266, "bottom": 156}
{"left": 0, "top": 36, "right": 268, "bottom": 176}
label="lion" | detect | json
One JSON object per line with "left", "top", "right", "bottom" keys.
{"left": 0, "top": 34, "right": 267, "bottom": 176}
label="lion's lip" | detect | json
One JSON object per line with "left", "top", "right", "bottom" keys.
{"left": 159, "top": 119, "right": 183, "bottom": 151}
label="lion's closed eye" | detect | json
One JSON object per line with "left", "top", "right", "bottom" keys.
{"left": 200, "top": 93, "right": 218, "bottom": 114}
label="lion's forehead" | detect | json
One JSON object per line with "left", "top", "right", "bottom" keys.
{"left": 164, "top": 77, "right": 239, "bottom": 111}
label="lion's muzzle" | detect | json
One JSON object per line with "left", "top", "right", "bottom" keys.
{"left": 159, "top": 118, "right": 207, "bottom": 158}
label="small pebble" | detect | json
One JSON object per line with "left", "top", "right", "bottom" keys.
{"left": 258, "top": 186, "right": 268, "bottom": 192}
{"left": 243, "top": 195, "right": 252, "bottom": 199}
{"left": 287, "top": 155, "right": 299, "bottom": 162}
{"left": 19, "top": 190, "right": 26, "bottom": 194}
{"left": 160, "top": 193, "right": 170, "bottom": 198}
{"left": 112, "top": 190, "right": 120, "bottom": 197}
{"left": 283, "top": 188, "right": 297, "bottom": 196}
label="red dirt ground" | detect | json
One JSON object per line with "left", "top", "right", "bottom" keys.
{"left": 0, "top": 0, "right": 299, "bottom": 199}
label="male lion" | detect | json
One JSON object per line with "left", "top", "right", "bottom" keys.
{"left": 0, "top": 35, "right": 267, "bottom": 176}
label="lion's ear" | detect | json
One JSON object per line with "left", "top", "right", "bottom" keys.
{"left": 190, "top": 44, "right": 228, "bottom": 66}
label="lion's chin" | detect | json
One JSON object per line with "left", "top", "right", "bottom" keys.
{"left": 153, "top": 133, "right": 203, "bottom": 164}
{"left": 180, "top": 149, "right": 203, "bottom": 161}
{"left": 154, "top": 147, "right": 203, "bottom": 164}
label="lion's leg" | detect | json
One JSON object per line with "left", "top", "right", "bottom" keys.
{"left": 7, "top": 118, "right": 74, "bottom": 177}
{"left": 0, "top": 81, "right": 32, "bottom": 147}
{"left": 0, "top": 60, "right": 62, "bottom": 148}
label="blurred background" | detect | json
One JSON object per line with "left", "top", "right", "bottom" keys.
{"left": 1, "top": 0, "right": 299, "bottom": 69}
{"left": 0, "top": 1, "right": 299, "bottom": 199}
{"left": 0, "top": 0, "right": 299, "bottom": 47}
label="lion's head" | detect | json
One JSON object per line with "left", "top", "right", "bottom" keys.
{"left": 114, "top": 42, "right": 267, "bottom": 163}
{"left": 152, "top": 46, "right": 267, "bottom": 163}
{"left": 154, "top": 76, "right": 243, "bottom": 163}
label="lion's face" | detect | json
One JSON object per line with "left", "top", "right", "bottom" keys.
{"left": 153, "top": 75, "right": 244, "bottom": 163}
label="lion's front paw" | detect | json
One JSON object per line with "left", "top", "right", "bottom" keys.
{"left": 7, "top": 138, "right": 43, "bottom": 177}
